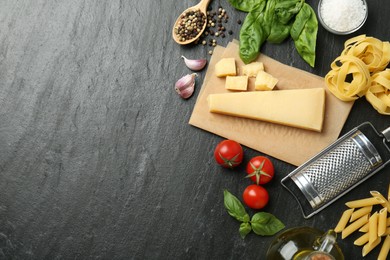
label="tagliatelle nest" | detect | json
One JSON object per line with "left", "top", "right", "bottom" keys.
{"left": 342, "top": 35, "right": 390, "bottom": 74}
{"left": 325, "top": 55, "right": 371, "bottom": 101}
{"left": 325, "top": 35, "right": 390, "bottom": 114}
{"left": 366, "top": 69, "right": 390, "bottom": 115}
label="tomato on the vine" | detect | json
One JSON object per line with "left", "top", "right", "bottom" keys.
{"left": 242, "top": 184, "right": 269, "bottom": 210}
{"left": 246, "top": 156, "right": 274, "bottom": 185}
{"left": 214, "top": 139, "right": 244, "bottom": 168}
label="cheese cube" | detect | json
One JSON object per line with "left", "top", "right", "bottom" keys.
{"left": 215, "top": 58, "right": 236, "bottom": 77}
{"left": 225, "top": 76, "right": 248, "bottom": 91}
{"left": 255, "top": 71, "right": 278, "bottom": 91}
{"left": 242, "top": 62, "right": 264, "bottom": 77}
{"left": 207, "top": 88, "right": 326, "bottom": 132}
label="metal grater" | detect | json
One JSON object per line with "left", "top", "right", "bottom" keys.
{"left": 282, "top": 122, "right": 390, "bottom": 218}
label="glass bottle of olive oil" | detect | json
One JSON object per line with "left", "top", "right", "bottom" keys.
{"left": 266, "top": 227, "right": 344, "bottom": 260}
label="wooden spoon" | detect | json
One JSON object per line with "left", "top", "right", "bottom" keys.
{"left": 172, "top": 0, "right": 212, "bottom": 45}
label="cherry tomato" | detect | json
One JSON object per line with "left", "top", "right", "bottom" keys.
{"left": 246, "top": 156, "right": 274, "bottom": 185}
{"left": 214, "top": 139, "right": 244, "bottom": 168}
{"left": 242, "top": 184, "right": 269, "bottom": 210}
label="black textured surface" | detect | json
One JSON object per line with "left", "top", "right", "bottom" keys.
{"left": 0, "top": 0, "right": 389, "bottom": 259}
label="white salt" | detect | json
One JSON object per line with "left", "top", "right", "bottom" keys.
{"left": 320, "top": 0, "right": 367, "bottom": 32}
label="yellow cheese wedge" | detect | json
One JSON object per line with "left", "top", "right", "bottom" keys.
{"left": 242, "top": 62, "right": 264, "bottom": 77}
{"left": 215, "top": 58, "right": 236, "bottom": 77}
{"left": 207, "top": 88, "right": 326, "bottom": 132}
{"left": 255, "top": 71, "right": 278, "bottom": 91}
{"left": 225, "top": 76, "right": 248, "bottom": 91}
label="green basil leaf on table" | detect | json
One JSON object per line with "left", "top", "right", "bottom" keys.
{"left": 263, "top": 0, "right": 282, "bottom": 44}
{"left": 239, "top": 2, "right": 269, "bottom": 64}
{"left": 274, "top": 0, "right": 304, "bottom": 24}
{"left": 291, "top": 3, "right": 318, "bottom": 67}
{"left": 251, "top": 212, "right": 285, "bottom": 236}
{"left": 263, "top": 0, "right": 276, "bottom": 25}
{"left": 290, "top": 2, "right": 311, "bottom": 41}
{"left": 239, "top": 222, "right": 252, "bottom": 239}
{"left": 267, "top": 21, "right": 291, "bottom": 44}
{"left": 227, "top": 0, "right": 262, "bottom": 12}
{"left": 267, "top": 0, "right": 302, "bottom": 44}
{"left": 223, "top": 189, "right": 250, "bottom": 223}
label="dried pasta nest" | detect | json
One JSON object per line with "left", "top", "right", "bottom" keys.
{"left": 325, "top": 55, "right": 371, "bottom": 101}
{"left": 325, "top": 34, "right": 390, "bottom": 114}
{"left": 342, "top": 35, "right": 390, "bottom": 73}
{"left": 366, "top": 69, "right": 390, "bottom": 115}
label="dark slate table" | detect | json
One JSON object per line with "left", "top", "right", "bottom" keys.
{"left": 1, "top": 1, "right": 389, "bottom": 259}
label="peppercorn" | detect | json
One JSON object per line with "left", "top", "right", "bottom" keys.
{"left": 175, "top": 9, "right": 206, "bottom": 42}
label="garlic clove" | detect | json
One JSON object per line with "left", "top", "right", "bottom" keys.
{"left": 175, "top": 73, "right": 197, "bottom": 99}
{"left": 181, "top": 56, "right": 207, "bottom": 71}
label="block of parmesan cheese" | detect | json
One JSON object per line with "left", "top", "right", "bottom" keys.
{"left": 225, "top": 76, "right": 248, "bottom": 91}
{"left": 215, "top": 58, "right": 236, "bottom": 77}
{"left": 207, "top": 88, "right": 326, "bottom": 132}
{"left": 242, "top": 62, "right": 264, "bottom": 77}
{"left": 255, "top": 71, "right": 278, "bottom": 91}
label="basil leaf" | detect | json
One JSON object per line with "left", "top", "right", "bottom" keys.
{"left": 291, "top": 3, "right": 318, "bottom": 67}
{"left": 223, "top": 189, "right": 250, "bottom": 222}
{"left": 227, "top": 0, "right": 263, "bottom": 12}
{"left": 251, "top": 212, "right": 285, "bottom": 236}
{"left": 239, "top": 2, "right": 269, "bottom": 64}
{"left": 274, "top": 0, "right": 304, "bottom": 24}
{"left": 290, "top": 2, "right": 311, "bottom": 41}
{"left": 267, "top": 0, "right": 305, "bottom": 44}
{"left": 267, "top": 21, "right": 291, "bottom": 44}
{"left": 239, "top": 222, "right": 252, "bottom": 239}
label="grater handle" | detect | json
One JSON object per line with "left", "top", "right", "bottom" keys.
{"left": 382, "top": 126, "right": 390, "bottom": 143}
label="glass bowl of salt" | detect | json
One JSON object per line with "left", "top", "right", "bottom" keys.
{"left": 318, "top": 0, "right": 368, "bottom": 35}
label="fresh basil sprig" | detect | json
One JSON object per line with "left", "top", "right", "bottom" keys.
{"left": 228, "top": 0, "right": 318, "bottom": 67}
{"left": 224, "top": 189, "right": 250, "bottom": 223}
{"left": 251, "top": 212, "right": 285, "bottom": 236}
{"left": 223, "top": 189, "right": 285, "bottom": 238}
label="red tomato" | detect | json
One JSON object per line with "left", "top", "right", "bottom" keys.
{"left": 242, "top": 184, "right": 269, "bottom": 210}
{"left": 246, "top": 156, "right": 274, "bottom": 185}
{"left": 214, "top": 140, "right": 244, "bottom": 168}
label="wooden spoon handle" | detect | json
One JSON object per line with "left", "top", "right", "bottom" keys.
{"left": 196, "top": 0, "right": 212, "bottom": 13}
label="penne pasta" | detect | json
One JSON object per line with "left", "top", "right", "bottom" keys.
{"left": 378, "top": 208, "right": 388, "bottom": 236}
{"left": 354, "top": 232, "right": 369, "bottom": 246}
{"left": 362, "top": 237, "right": 381, "bottom": 257}
{"left": 337, "top": 183, "right": 390, "bottom": 259}
{"left": 334, "top": 208, "right": 354, "bottom": 233}
{"left": 345, "top": 197, "right": 385, "bottom": 208}
{"left": 368, "top": 212, "right": 379, "bottom": 245}
{"left": 342, "top": 214, "right": 369, "bottom": 239}
{"left": 359, "top": 222, "right": 369, "bottom": 233}
{"left": 350, "top": 206, "right": 372, "bottom": 222}
{"left": 370, "top": 191, "right": 390, "bottom": 213}
{"left": 388, "top": 184, "right": 390, "bottom": 201}
{"left": 378, "top": 235, "right": 390, "bottom": 260}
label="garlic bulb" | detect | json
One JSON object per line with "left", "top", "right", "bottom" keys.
{"left": 175, "top": 73, "right": 197, "bottom": 99}
{"left": 181, "top": 56, "right": 207, "bottom": 71}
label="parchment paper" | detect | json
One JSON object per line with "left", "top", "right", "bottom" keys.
{"left": 189, "top": 40, "right": 354, "bottom": 166}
